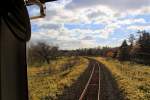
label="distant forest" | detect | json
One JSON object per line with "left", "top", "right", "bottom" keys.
{"left": 28, "top": 30, "right": 150, "bottom": 65}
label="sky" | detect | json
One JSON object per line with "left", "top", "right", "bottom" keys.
{"left": 27, "top": 0, "right": 150, "bottom": 50}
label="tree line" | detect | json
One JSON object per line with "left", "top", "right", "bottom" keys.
{"left": 67, "top": 30, "right": 150, "bottom": 64}
{"left": 28, "top": 30, "right": 150, "bottom": 66}
{"left": 116, "top": 30, "right": 150, "bottom": 64}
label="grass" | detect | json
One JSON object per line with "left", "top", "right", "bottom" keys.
{"left": 95, "top": 57, "right": 150, "bottom": 100}
{"left": 28, "top": 56, "right": 89, "bottom": 100}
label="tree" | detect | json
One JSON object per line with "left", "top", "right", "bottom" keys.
{"left": 117, "top": 40, "right": 129, "bottom": 61}
{"left": 130, "top": 30, "right": 150, "bottom": 64}
{"left": 28, "top": 42, "right": 58, "bottom": 65}
{"left": 106, "top": 50, "right": 114, "bottom": 57}
{"left": 137, "top": 30, "right": 150, "bottom": 53}
{"left": 128, "top": 34, "right": 135, "bottom": 47}
{"left": 112, "top": 51, "right": 118, "bottom": 58}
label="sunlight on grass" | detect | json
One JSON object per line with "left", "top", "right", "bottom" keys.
{"left": 95, "top": 57, "right": 150, "bottom": 100}
{"left": 28, "top": 57, "right": 89, "bottom": 100}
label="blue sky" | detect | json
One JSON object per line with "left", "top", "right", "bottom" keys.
{"left": 28, "top": 0, "right": 150, "bottom": 50}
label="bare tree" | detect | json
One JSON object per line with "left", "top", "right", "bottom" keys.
{"left": 128, "top": 34, "right": 135, "bottom": 47}
{"left": 28, "top": 42, "right": 58, "bottom": 65}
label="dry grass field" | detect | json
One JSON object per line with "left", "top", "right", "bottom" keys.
{"left": 95, "top": 57, "right": 150, "bottom": 100}
{"left": 28, "top": 57, "right": 89, "bottom": 100}
{"left": 28, "top": 56, "right": 150, "bottom": 100}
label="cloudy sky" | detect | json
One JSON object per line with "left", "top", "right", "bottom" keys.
{"left": 28, "top": 0, "right": 150, "bottom": 50}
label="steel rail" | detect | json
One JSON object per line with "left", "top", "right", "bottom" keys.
{"left": 97, "top": 62, "right": 100, "bottom": 100}
{"left": 79, "top": 63, "right": 96, "bottom": 100}
{"left": 79, "top": 61, "right": 100, "bottom": 100}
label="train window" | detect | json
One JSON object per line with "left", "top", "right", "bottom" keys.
{"left": 26, "top": 0, "right": 150, "bottom": 100}
{"left": 27, "top": 5, "right": 41, "bottom": 19}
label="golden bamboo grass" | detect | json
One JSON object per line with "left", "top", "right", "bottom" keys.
{"left": 28, "top": 57, "right": 88, "bottom": 100}
{"left": 95, "top": 57, "right": 150, "bottom": 100}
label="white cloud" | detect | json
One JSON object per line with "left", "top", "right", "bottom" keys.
{"left": 127, "top": 6, "right": 150, "bottom": 16}
{"left": 117, "top": 18, "right": 146, "bottom": 25}
{"left": 127, "top": 25, "right": 150, "bottom": 31}
{"left": 66, "top": 0, "right": 150, "bottom": 11}
{"left": 29, "top": 0, "right": 150, "bottom": 49}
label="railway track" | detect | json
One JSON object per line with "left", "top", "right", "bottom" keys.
{"left": 58, "top": 58, "right": 123, "bottom": 100}
{"left": 79, "top": 60, "right": 100, "bottom": 100}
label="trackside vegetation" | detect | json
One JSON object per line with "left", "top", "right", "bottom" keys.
{"left": 28, "top": 57, "right": 89, "bottom": 100}
{"left": 95, "top": 57, "right": 150, "bottom": 100}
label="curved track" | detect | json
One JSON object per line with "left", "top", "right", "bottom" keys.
{"left": 79, "top": 60, "right": 100, "bottom": 100}
{"left": 58, "top": 58, "right": 124, "bottom": 100}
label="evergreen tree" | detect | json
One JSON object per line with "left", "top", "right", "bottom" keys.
{"left": 131, "top": 30, "right": 150, "bottom": 64}
{"left": 117, "top": 40, "right": 129, "bottom": 61}
{"left": 137, "top": 30, "right": 150, "bottom": 53}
